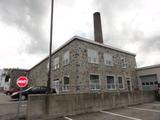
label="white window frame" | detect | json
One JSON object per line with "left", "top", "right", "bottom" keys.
{"left": 62, "top": 76, "right": 70, "bottom": 91}
{"left": 63, "top": 51, "right": 70, "bottom": 66}
{"left": 104, "top": 53, "right": 113, "bottom": 66}
{"left": 53, "top": 57, "right": 59, "bottom": 70}
{"left": 126, "top": 77, "right": 133, "bottom": 91}
{"left": 121, "top": 57, "right": 127, "bottom": 68}
{"left": 51, "top": 79, "right": 60, "bottom": 93}
{"left": 117, "top": 76, "right": 125, "bottom": 90}
{"left": 106, "top": 75, "right": 116, "bottom": 90}
{"left": 87, "top": 49, "right": 99, "bottom": 64}
{"left": 89, "top": 74, "right": 101, "bottom": 90}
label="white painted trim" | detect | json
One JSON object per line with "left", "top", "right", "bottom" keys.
{"left": 89, "top": 74, "right": 101, "bottom": 90}
{"left": 100, "top": 111, "right": 142, "bottom": 120}
{"left": 117, "top": 75, "right": 125, "bottom": 90}
{"left": 62, "top": 75, "right": 70, "bottom": 92}
{"left": 87, "top": 49, "right": 99, "bottom": 64}
{"left": 106, "top": 75, "right": 116, "bottom": 90}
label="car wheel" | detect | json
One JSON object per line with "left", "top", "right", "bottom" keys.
{"left": 21, "top": 95, "right": 26, "bottom": 100}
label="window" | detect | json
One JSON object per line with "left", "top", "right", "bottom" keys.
{"left": 155, "top": 81, "right": 158, "bottom": 85}
{"left": 106, "top": 76, "right": 116, "bottom": 90}
{"left": 5, "top": 75, "right": 10, "bottom": 82}
{"left": 142, "top": 82, "right": 145, "bottom": 85}
{"left": 87, "top": 49, "right": 98, "bottom": 64}
{"left": 150, "top": 82, "right": 153, "bottom": 85}
{"left": 63, "top": 76, "right": 69, "bottom": 91}
{"left": 51, "top": 79, "right": 60, "bottom": 93}
{"left": 53, "top": 57, "right": 59, "bottom": 69}
{"left": 90, "top": 75, "right": 100, "bottom": 90}
{"left": 146, "top": 82, "right": 149, "bottom": 85}
{"left": 104, "top": 53, "right": 113, "bottom": 66}
{"left": 118, "top": 76, "right": 124, "bottom": 89}
{"left": 63, "top": 51, "right": 69, "bottom": 65}
{"left": 121, "top": 57, "right": 127, "bottom": 68}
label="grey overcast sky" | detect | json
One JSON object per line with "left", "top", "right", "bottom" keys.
{"left": 0, "top": 0, "right": 160, "bottom": 69}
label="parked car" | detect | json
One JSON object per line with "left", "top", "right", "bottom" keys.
{"left": 11, "top": 86, "right": 56, "bottom": 100}
{"left": 4, "top": 88, "right": 19, "bottom": 95}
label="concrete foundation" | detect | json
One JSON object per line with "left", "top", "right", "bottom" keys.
{"left": 27, "top": 91, "right": 155, "bottom": 120}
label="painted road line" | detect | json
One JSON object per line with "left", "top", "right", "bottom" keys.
{"left": 127, "top": 107, "right": 160, "bottom": 113}
{"left": 64, "top": 116, "right": 73, "bottom": 120}
{"left": 147, "top": 103, "right": 160, "bottom": 106}
{"left": 100, "top": 111, "right": 142, "bottom": 120}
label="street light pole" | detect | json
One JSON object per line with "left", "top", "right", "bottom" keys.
{"left": 47, "top": 0, "right": 54, "bottom": 93}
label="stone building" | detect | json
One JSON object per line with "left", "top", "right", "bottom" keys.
{"left": 137, "top": 64, "right": 160, "bottom": 91}
{"left": 28, "top": 12, "right": 138, "bottom": 93}
{"left": 28, "top": 36, "right": 137, "bottom": 93}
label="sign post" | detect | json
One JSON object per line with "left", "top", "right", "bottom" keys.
{"left": 16, "top": 76, "right": 28, "bottom": 119}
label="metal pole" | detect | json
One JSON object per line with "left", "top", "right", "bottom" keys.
{"left": 17, "top": 87, "right": 22, "bottom": 119}
{"left": 47, "top": 0, "right": 54, "bottom": 93}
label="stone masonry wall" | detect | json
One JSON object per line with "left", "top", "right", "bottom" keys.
{"left": 28, "top": 40, "right": 79, "bottom": 93}
{"left": 75, "top": 39, "right": 137, "bottom": 92}
{"left": 28, "top": 38, "right": 137, "bottom": 93}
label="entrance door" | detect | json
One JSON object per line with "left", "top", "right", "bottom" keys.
{"left": 126, "top": 78, "right": 132, "bottom": 91}
{"left": 51, "top": 79, "right": 60, "bottom": 93}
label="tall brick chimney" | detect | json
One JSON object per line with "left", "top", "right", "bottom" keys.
{"left": 93, "top": 12, "right": 103, "bottom": 44}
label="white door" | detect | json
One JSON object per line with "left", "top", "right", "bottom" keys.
{"left": 51, "top": 79, "right": 60, "bottom": 93}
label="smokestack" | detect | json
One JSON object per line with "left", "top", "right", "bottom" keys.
{"left": 93, "top": 12, "right": 103, "bottom": 44}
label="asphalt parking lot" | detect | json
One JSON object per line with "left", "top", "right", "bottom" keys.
{"left": 0, "top": 93, "right": 27, "bottom": 120}
{"left": 0, "top": 93, "right": 160, "bottom": 120}
{"left": 55, "top": 102, "right": 160, "bottom": 120}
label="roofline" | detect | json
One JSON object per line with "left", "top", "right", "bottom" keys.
{"left": 29, "top": 35, "right": 136, "bottom": 71}
{"left": 136, "top": 64, "right": 160, "bottom": 70}
{"left": 29, "top": 36, "right": 77, "bottom": 71}
{"left": 76, "top": 36, "right": 136, "bottom": 56}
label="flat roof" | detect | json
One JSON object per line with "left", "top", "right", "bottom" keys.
{"left": 137, "top": 64, "right": 160, "bottom": 70}
{"left": 29, "top": 36, "right": 136, "bottom": 71}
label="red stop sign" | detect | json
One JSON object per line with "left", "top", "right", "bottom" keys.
{"left": 16, "top": 76, "right": 28, "bottom": 88}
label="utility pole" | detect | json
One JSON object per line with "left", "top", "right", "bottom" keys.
{"left": 47, "top": 0, "right": 54, "bottom": 93}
